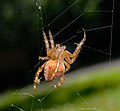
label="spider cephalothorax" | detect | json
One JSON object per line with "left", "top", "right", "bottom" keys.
{"left": 34, "top": 29, "right": 86, "bottom": 91}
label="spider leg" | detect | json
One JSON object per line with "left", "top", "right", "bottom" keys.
{"left": 43, "top": 31, "right": 50, "bottom": 55}
{"left": 64, "top": 28, "right": 86, "bottom": 64}
{"left": 34, "top": 62, "right": 46, "bottom": 91}
{"left": 72, "top": 28, "right": 86, "bottom": 56}
{"left": 49, "top": 30, "right": 54, "bottom": 49}
{"left": 64, "top": 53, "right": 76, "bottom": 64}
{"left": 64, "top": 61, "right": 71, "bottom": 72}
{"left": 52, "top": 75, "right": 65, "bottom": 88}
{"left": 39, "top": 56, "right": 49, "bottom": 60}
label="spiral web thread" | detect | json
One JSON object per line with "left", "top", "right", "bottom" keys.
{"left": 8, "top": 0, "right": 115, "bottom": 111}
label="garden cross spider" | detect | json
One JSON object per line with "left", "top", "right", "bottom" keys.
{"left": 34, "top": 28, "right": 86, "bottom": 91}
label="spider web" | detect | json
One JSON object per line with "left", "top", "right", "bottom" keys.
{"left": 7, "top": 0, "right": 116, "bottom": 111}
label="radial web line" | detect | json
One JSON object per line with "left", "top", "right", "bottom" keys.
{"left": 36, "top": 0, "right": 44, "bottom": 68}
{"left": 36, "top": 13, "right": 41, "bottom": 58}
{"left": 36, "top": 0, "right": 44, "bottom": 30}
{"left": 39, "top": 0, "right": 80, "bottom": 29}
{"left": 109, "top": 0, "right": 115, "bottom": 62}
{"left": 11, "top": 91, "right": 35, "bottom": 98}
{"left": 86, "top": 25, "right": 112, "bottom": 32}
{"left": 33, "top": 60, "right": 42, "bottom": 68}
{"left": 8, "top": 104, "right": 24, "bottom": 111}
{"left": 107, "top": 0, "right": 115, "bottom": 90}
{"left": 53, "top": 11, "right": 85, "bottom": 38}
{"left": 85, "top": 9, "right": 113, "bottom": 13}
{"left": 40, "top": 88, "right": 54, "bottom": 102}
{"left": 83, "top": 45, "right": 110, "bottom": 55}
{"left": 48, "top": 0, "right": 79, "bottom": 26}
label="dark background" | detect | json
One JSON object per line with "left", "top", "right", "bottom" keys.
{"left": 0, "top": 0, "right": 119, "bottom": 93}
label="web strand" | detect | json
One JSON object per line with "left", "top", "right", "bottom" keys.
{"left": 8, "top": 104, "right": 24, "bottom": 111}
{"left": 109, "top": 0, "right": 115, "bottom": 62}
{"left": 36, "top": 0, "right": 44, "bottom": 31}
{"left": 40, "top": 88, "right": 54, "bottom": 102}
{"left": 85, "top": 9, "right": 113, "bottom": 13}
{"left": 48, "top": 0, "right": 80, "bottom": 26}
{"left": 39, "top": 0, "right": 80, "bottom": 30}
{"left": 53, "top": 11, "right": 85, "bottom": 38}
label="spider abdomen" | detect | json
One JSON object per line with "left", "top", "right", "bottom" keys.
{"left": 44, "top": 60, "right": 65, "bottom": 82}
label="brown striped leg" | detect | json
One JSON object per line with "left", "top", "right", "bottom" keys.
{"left": 49, "top": 30, "right": 54, "bottom": 49}
{"left": 34, "top": 62, "right": 46, "bottom": 91}
{"left": 64, "top": 61, "right": 71, "bottom": 72}
{"left": 65, "top": 54, "right": 76, "bottom": 64}
{"left": 39, "top": 56, "right": 49, "bottom": 60}
{"left": 43, "top": 31, "right": 50, "bottom": 55}
{"left": 73, "top": 28, "right": 86, "bottom": 56}
{"left": 52, "top": 75, "right": 65, "bottom": 88}
{"left": 64, "top": 29, "right": 86, "bottom": 61}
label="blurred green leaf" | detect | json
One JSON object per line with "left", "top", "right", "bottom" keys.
{"left": 0, "top": 61, "right": 120, "bottom": 111}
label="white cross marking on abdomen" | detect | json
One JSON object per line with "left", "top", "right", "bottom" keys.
{"left": 55, "top": 60, "right": 60, "bottom": 73}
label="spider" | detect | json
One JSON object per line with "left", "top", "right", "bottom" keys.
{"left": 34, "top": 28, "right": 86, "bottom": 91}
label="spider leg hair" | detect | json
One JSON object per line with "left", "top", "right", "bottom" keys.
{"left": 34, "top": 62, "right": 46, "bottom": 91}
{"left": 49, "top": 30, "right": 54, "bottom": 49}
{"left": 39, "top": 56, "right": 49, "bottom": 60}
{"left": 43, "top": 31, "right": 50, "bottom": 55}
{"left": 52, "top": 75, "right": 65, "bottom": 88}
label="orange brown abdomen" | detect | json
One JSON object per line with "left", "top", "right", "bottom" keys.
{"left": 44, "top": 60, "right": 65, "bottom": 81}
